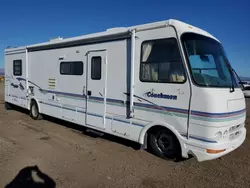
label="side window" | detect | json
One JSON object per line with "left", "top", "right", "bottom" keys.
{"left": 60, "top": 61, "right": 83, "bottom": 75}
{"left": 140, "top": 38, "right": 185, "bottom": 83}
{"left": 91, "top": 56, "right": 101, "bottom": 80}
{"left": 13, "top": 60, "right": 22, "bottom": 76}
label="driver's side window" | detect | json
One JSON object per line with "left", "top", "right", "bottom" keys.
{"left": 140, "top": 38, "right": 185, "bottom": 83}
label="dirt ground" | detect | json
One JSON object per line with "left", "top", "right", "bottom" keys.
{"left": 0, "top": 83, "right": 250, "bottom": 188}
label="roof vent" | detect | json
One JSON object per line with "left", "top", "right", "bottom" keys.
{"left": 50, "top": 37, "right": 64, "bottom": 42}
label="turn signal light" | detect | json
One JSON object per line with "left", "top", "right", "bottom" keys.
{"left": 206, "top": 149, "right": 226, "bottom": 154}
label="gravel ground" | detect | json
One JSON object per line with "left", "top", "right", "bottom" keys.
{"left": 0, "top": 83, "right": 250, "bottom": 188}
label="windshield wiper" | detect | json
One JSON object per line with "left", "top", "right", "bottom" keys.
{"left": 232, "top": 68, "right": 245, "bottom": 90}
{"left": 229, "top": 70, "right": 235, "bottom": 93}
{"left": 224, "top": 59, "right": 235, "bottom": 93}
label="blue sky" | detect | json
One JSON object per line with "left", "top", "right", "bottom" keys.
{"left": 0, "top": 0, "right": 249, "bottom": 76}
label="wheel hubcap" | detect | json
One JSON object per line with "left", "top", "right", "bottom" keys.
{"left": 32, "top": 105, "right": 38, "bottom": 117}
{"left": 156, "top": 133, "right": 174, "bottom": 154}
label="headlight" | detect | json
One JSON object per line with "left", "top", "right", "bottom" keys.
{"left": 214, "top": 131, "right": 222, "bottom": 141}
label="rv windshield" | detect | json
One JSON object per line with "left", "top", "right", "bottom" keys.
{"left": 182, "top": 33, "right": 238, "bottom": 88}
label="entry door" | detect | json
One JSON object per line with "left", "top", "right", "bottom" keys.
{"left": 9, "top": 58, "right": 28, "bottom": 108}
{"left": 86, "top": 50, "right": 107, "bottom": 129}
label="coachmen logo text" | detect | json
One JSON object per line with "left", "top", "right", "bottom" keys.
{"left": 144, "top": 91, "right": 177, "bottom": 100}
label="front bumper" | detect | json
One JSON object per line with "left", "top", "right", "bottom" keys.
{"left": 182, "top": 127, "right": 246, "bottom": 162}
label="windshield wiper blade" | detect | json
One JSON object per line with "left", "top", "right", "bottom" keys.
{"left": 230, "top": 69, "right": 235, "bottom": 93}
{"left": 232, "top": 68, "right": 245, "bottom": 90}
{"left": 225, "top": 59, "right": 235, "bottom": 93}
{"left": 228, "top": 68, "right": 235, "bottom": 93}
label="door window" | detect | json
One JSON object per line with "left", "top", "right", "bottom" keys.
{"left": 13, "top": 60, "right": 22, "bottom": 76}
{"left": 91, "top": 56, "right": 102, "bottom": 80}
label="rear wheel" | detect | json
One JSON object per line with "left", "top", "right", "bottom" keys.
{"left": 30, "top": 101, "right": 42, "bottom": 120}
{"left": 148, "top": 128, "right": 180, "bottom": 159}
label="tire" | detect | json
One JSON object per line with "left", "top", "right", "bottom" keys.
{"left": 30, "top": 101, "right": 42, "bottom": 120}
{"left": 5, "top": 102, "right": 13, "bottom": 110}
{"left": 148, "top": 128, "right": 180, "bottom": 160}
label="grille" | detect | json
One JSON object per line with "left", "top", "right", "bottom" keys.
{"left": 229, "top": 124, "right": 243, "bottom": 141}
{"left": 229, "top": 124, "right": 242, "bottom": 133}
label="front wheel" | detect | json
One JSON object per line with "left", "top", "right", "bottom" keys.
{"left": 148, "top": 128, "right": 181, "bottom": 160}
{"left": 30, "top": 101, "right": 42, "bottom": 120}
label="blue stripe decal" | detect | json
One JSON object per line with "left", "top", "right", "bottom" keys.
{"left": 62, "top": 106, "right": 76, "bottom": 112}
{"left": 191, "top": 108, "right": 246, "bottom": 117}
{"left": 39, "top": 101, "right": 144, "bottom": 128}
{"left": 132, "top": 122, "right": 145, "bottom": 127}
{"left": 16, "top": 77, "right": 26, "bottom": 81}
{"left": 189, "top": 136, "right": 217, "bottom": 143}
{"left": 90, "top": 96, "right": 104, "bottom": 101}
{"left": 18, "top": 77, "right": 245, "bottom": 118}
{"left": 107, "top": 98, "right": 125, "bottom": 104}
{"left": 77, "top": 110, "right": 86, "bottom": 114}
{"left": 181, "top": 134, "right": 217, "bottom": 143}
{"left": 40, "top": 101, "right": 215, "bottom": 141}
{"left": 38, "top": 88, "right": 245, "bottom": 118}
{"left": 87, "top": 112, "right": 103, "bottom": 118}
{"left": 41, "top": 101, "right": 214, "bottom": 141}
{"left": 41, "top": 89, "right": 85, "bottom": 98}
{"left": 16, "top": 77, "right": 42, "bottom": 90}
{"left": 112, "top": 118, "right": 129, "bottom": 124}
{"left": 40, "top": 101, "right": 61, "bottom": 109}
{"left": 134, "top": 102, "right": 188, "bottom": 114}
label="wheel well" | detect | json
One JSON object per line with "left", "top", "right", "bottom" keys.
{"left": 147, "top": 125, "right": 168, "bottom": 134}
{"left": 30, "top": 99, "right": 36, "bottom": 106}
{"left": 30, "top": 99, "right": 39, "bottom": 110}
{"left": 29, "top": 98, "right": 43, "bottom": 120}
{"left": 145, "top": 125, "right": 181, "bottom": 152}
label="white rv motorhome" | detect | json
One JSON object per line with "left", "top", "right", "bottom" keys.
{"left": 4, "top": 19, "right": 246, "bottom": 162}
